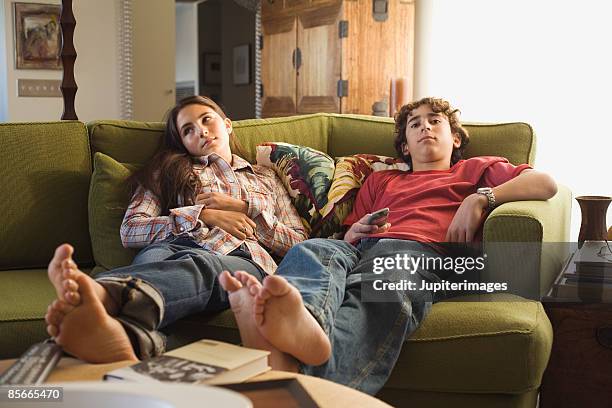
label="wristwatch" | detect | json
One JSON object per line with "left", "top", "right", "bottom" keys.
{"left": 476, "top": 187, "right": 496, "bottom": 211}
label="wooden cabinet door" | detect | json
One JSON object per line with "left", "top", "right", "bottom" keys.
{"left": 342, "top": 0, "right": 414, "bottom": 115}
{"left": 262, "top": 15, "right": 298, "bottom": 117}
{"left": 296, "top": 1, "right": 342, "bottom": 114}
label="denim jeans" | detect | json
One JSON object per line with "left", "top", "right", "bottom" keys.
{"left": 274, "top": 238, "right": 443, "bottom": 395}
{"left": 96, "top": 237, "right": 266, "bottom": 329}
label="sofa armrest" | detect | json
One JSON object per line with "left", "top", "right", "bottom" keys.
{"left": 482, "top": 184, "right": 572, "bottom": 297}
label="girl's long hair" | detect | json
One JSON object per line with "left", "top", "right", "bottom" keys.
{"left": 127, "top": 95, "right": 247, "bottom": 214}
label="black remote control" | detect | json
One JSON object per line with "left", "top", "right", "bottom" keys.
{"left": 0, "top": 340, "right": 63, "bottom": 385}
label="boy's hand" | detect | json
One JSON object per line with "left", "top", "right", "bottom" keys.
{"left": 199, "top": 208, "right": 256, "bottom": 240}
{"left": 196, "top": 192, "right": 248, "bottom": 214}
{"left": 445, "top": 193, "right": 488, "bottom": 243}
{"left": 343, "top": 213, "right": 391, "bottom": 244}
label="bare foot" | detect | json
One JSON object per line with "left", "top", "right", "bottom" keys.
{"left": 255, "top": 275, "right": 331, "bottom": 366}
{"left": 49, "top": 269, "right": 138, "bottom": 363}
{"left": 47, "top": 244, "right": 118, "bottom": 315}
{"left": 219, "top": 271, "right": 298, "bottom": 372}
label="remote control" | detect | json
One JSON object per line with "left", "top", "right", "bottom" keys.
{"left": 0, "top": 340, "right": 63, "bottom": 385}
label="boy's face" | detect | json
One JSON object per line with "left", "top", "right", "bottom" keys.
{"left": 403, "top": 104, "right": 461, "bottom": 171}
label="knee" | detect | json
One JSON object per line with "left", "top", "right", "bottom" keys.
{"left": 289, "top": 238, "right": 354, "bottom": 257}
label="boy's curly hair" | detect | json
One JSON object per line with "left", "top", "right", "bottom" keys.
{"left": 393, "top": 97, "right": 470, "bottom": 167}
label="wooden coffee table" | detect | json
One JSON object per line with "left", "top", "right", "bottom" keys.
{"left": 0, "top": 359, "right": 390, "bottom": 408}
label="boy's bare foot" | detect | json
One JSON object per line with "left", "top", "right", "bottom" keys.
{"left": 47, "top": 244, "right": 118, "bottom": 315}
{"left": 219, "top": 271, "right": 298, "bottom": 372}
{"left": 255, "top": 275, "right": 331, "bottom": 366}
{"left": 45, "top": 269, "right": 138, "bottom": 363}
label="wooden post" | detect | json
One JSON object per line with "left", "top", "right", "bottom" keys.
{"left": 60, "top": 0, "right": 77, "bottom": 120}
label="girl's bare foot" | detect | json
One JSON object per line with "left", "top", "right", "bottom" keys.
{"left": 48, "top": 270, "right": 138, "bottom": 363}
{"left": 219, "top": 271, "right": 298, "bottom": 371}
{"left": 255, "top": 275, "right": 331, "bottom": 366}
{"left": 47, "top": 244, "right": 118, "bottom": 314}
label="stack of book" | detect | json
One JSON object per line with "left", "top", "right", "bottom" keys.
{"left": 552, "top": 241, "right": 612, "bottom": 301}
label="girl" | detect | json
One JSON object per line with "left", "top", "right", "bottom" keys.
{"left": 45, "top": 95, "right": 307, "bottom": 362}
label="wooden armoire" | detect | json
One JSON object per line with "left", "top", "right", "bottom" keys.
{"left": 261, "top": 0, "right": 414, "bottom": 117}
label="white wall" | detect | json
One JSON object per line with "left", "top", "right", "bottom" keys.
{"left": 1, "top": 0, "right": 176, "bottom": 123}
{"left": 0, "top": 0, "right": 120, "bottom": 122}
{"left": 1, "top": 0, "right": 63, "bottom": 122}
{"left": 415, "top": 0, "right": 612, "bottom": 240}
{"left": 176, "top": 2, "right": 198, "bottom": 89}
{"left": 132, "top": 0, "right": 175, "bottom": 121}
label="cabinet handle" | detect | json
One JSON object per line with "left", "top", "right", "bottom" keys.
{"left": 292, "top": 48, "right": 302, "bottom": 70}
{"left": 597, "top": 326, "right": 612, "bottom": 349}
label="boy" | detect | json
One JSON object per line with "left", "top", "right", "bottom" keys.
{"left": 218, "top": 97, "right": 558, "bottom": 394}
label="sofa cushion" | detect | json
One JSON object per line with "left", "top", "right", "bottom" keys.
{"left": 0, "top": 267, "right": 93, "bottom": 359}
{"left": 165, "top": 294, "right": 552, "bottom": 395}
{"left": 387, "top": 295, "right": 553, "bottom": 394}
{"left": 256, "top": 142, "right": 334, "bottom": 232}
{"left": 0, "top": 122, "right": 93, "bottom": 269}
{"left": 88, "top": 114, "right": 330, "bottom": 165}
{"left": 89, "top": 153, "right": 138, "bottom": 271}
{"left": 315, "top": 154, "right": 409, "bottom": 238}
{"left": 327, "top": 114, "right": 535, "bottom": 166}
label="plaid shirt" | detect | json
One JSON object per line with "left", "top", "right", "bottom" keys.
{"left": 120, "top": 154, "right": 307, "bottom": 274}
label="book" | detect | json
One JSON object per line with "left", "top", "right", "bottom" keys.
{"left": 0, "top": 340, "right": 63, "bottom": 385}
{"left": 104, "top": 339, "right": 270, "bottom": 385}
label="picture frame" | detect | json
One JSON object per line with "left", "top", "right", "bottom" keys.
{"left": 232, "top": 44, "right": 251, "bottom": 85}
{"left": 203, "top": 53, "right": 222, "bottom": 85}
{"left": 13, "top": 2, "right": 62, "bottom": 70}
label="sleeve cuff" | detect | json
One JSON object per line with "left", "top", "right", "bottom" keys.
{"left": 170, "top": 204, "right": 205, "bottom": 234}
{"left": 247, "top": 199, "right": 264, "bottom": 219}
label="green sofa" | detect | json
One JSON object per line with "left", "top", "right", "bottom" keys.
{"left": 0, "top": 114, "right": 571, "bottom": 407}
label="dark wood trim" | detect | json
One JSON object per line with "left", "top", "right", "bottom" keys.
{"left": 60, "top": 0, "right": 77, "bottom": 120}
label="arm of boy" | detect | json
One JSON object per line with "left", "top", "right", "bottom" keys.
{"left": 445, "top": 169, "right": 558, "bottom": 243}
{"left": 343, "top": 213, "right": 391, "bottom": 244}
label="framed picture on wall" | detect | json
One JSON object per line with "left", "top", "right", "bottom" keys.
{"left": 233, "top": 44, "right": 251, "bottom": 85}
{"left": 203, "top": 53, "right": 222, "bottom": 85}
{"left": 13, "top": 2, "right": 62, "bottom": 70}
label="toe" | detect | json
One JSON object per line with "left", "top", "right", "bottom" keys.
{"left": 64, "top": 291, "right": 81, "bottom": 306}
{"left": 51, "top": 244, "right": 74, "bottom": 267}
{"left": 219, "top": 271, "right": 243, "bottom": 292}
{"left": 47, "top": 324, "right": 59, "bottom": 338}
{"left": 63, "top": 279, "right": 78, "bottom": 293}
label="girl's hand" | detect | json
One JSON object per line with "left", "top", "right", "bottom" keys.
{"left": 445, "top": 193, "right": 488, "bottom": 243}
{"left": 199, "top": 208, "right": 257, "bottom": 240}
{"left": 196, "top": 192, "right": 248, "bottom": 214}
{"left": 343, "top": 213, "right": 391, "bottom": 244}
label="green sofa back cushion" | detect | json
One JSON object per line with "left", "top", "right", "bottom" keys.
{"left": 89, "top": 115, "right": 535, "bottom": 166}
{"left": 0, "top": 121, "right": 93, "bottom": 269}
{"left": 88, "top": 114, "right": 330, "bottom": 165}
{"left": 89, "top": 153, "right": 138, "bottom": 271}
{"left": 327, "top": 114, "right": 536, "bottom": 166}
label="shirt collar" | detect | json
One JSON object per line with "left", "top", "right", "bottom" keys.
{"left": 196, "top": 153, "right": 254, "bottom": 172}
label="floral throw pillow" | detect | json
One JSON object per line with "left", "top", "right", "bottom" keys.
{"left": 314, "top": 154, "right": 410, "bottom": 238}
{"left": 256, "top": 142, "right": 335, "bottom": 233}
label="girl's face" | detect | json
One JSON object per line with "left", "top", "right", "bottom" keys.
{"left": 403, "top": 104, "right": 461, "bottom": 171}
{"left": 176, "top": 104, "right": 233, "bottom": 160}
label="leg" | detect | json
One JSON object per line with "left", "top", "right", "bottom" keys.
{"left": 95, "top": 242, "right": 266, "bottom": 328}
{"left": 248, "top": 239, "right": 359, "bottom": 366}
{"left": 302, "top": 239, "right": 441, "bottom": 395}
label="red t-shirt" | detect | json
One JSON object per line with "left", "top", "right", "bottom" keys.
{"left": 343, "top": 156, "right": 532, "bottom": 243}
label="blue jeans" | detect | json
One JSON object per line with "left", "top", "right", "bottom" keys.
{"left": 275, "top": 238, "right": 443, "bottom": 395}
{"left": 96, "top": 237, "right": 266, "bottom": 328}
